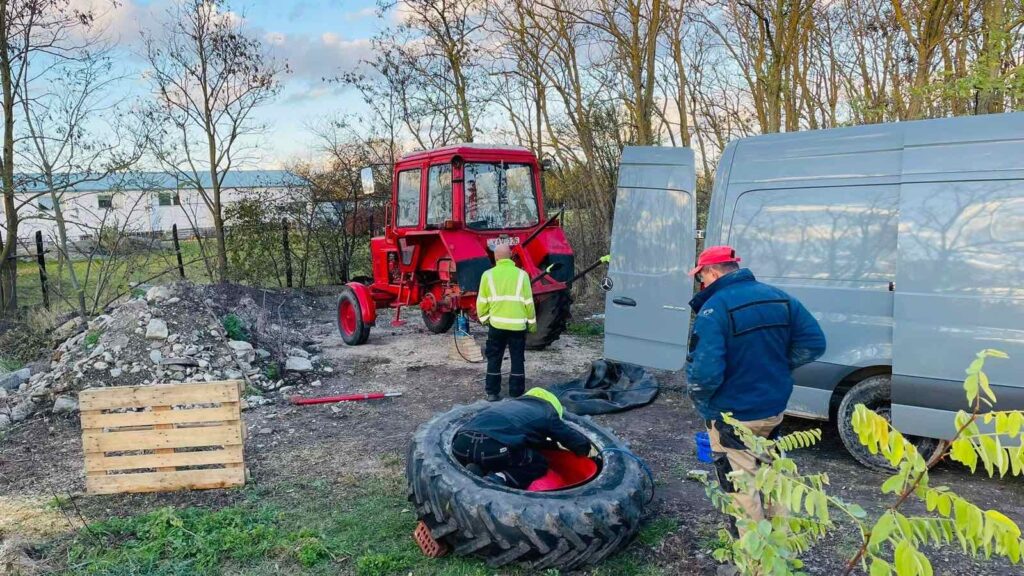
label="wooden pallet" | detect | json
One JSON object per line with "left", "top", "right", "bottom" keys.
{"left": 80, "top": 380, "right": 247, "bottom": 495}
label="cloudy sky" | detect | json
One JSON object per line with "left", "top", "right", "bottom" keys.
{"left": 89, "top": 0, "right": 389, "bottom": 168}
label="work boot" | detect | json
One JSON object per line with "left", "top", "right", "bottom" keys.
{"left": 484, "top": 472, "right": 508, "bottom": 486}
{"left": 486, "top": 394, "right": 501, "bottom": 402}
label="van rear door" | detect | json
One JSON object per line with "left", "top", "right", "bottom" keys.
{"left": 603, "top": 147, "right": 697, "bottom": 370}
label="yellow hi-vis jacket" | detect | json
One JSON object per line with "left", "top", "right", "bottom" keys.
{"left": 477, "top": 259, "right": 537, "bottom": 331}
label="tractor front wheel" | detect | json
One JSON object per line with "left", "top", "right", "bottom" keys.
{"left": 422, "top": 308, "right": 456, "bottom": 334}
{"left": 337, "top": 287, "right": 371, "bottom": 345}
{"left": 526, "top": 290, "right": 572, "bottom": 350}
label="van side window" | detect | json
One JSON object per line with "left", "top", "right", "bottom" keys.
{"left": 396, "top": 169, "right": 422, "bottom": 227}
{"left": 426, "top": 164, "right": 452, "bottom": 226}
{"left": 728, "top": 186, "right": 897, "bottom": 282}
{"left": 899, "top": 180, "right": 1024, "bottom": 297}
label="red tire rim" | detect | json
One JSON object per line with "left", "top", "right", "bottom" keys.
{"left": 424, "top": 307, "right": 445, "bottom": 324}
{"left": 339, "top": 298, "right": 358, "bottom": 336}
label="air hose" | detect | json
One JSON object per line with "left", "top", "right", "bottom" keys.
{"left": 453, "top": 312, "right": 485, "bottom": 364}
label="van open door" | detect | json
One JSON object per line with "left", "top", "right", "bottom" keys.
{"left": 603, "top": 147, "right": 697, "bottom": 371}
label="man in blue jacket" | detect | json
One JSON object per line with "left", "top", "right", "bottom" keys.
{"left": 686, "top": 246, "right": 826, "bottom": 533}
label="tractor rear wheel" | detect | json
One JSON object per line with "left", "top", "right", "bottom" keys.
{"left": 337, "top": 287, "right": 370, "bottom": 345}
{"left": 422, "top": 308, "right": 456, "bottom": 334}
{"left": 526, "top": 290, "right": 572, "bottom": 350}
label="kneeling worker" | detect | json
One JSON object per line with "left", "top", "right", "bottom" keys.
{"left": 453, "top": 388, "right": 591, "bottom": 488}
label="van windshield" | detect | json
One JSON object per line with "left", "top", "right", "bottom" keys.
{"left": 464, "top": 162, "right": 539, "bottom": 230}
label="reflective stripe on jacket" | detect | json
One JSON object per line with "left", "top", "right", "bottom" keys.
{"left": 477, "top": 259, "right": 536, "bottom": 331}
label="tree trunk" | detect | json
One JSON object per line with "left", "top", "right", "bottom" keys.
{"left": 0, "top": 0, "right": 17, "bottom": 314}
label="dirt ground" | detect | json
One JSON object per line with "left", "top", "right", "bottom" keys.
{"left": 1, "top": 286, "right": 1023, "bottom": 575}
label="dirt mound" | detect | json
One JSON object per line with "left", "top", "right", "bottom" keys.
{"left": 0, "top": 282, "right": 332, "bottom": 431}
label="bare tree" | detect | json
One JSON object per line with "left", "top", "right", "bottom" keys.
{"left": 142, "top": 0, "right": 285, "bottom": 283}
{"left": 20, "top": 35, "right": 147, "bottom": 323}
{"left": 0, "top": 0, "right": 100, "bottom": 313}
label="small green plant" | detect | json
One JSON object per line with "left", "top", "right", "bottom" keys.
{"left": 82, "top": 330, "right": 101, "bottom": 350}
{"left": 0, "top": 357, "right": 23, "bottom": 372}
{"left": 130, "top": 286, "right": 147, "bottom": 299}
{"left": 222, "top": 313, "right": 249, "bottom": 342}
{"left": 699, "top": 349, "right": 1024, "bottom": 575}
{"left": 263, "top": 362, "right": 280, "bottom": 381}
{"left": 567, "top": 320, "right": 604, "bottom": 337}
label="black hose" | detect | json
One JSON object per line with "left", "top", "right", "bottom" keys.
{"left": 452, "top": 315, "right": 486, "bottom": 364}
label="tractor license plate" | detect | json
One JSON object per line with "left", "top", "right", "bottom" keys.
{"left": 486, "top": 236, "right": 520, "bottom": 250}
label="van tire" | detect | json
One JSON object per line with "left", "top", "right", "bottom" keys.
{"left": 406, "top": 402, "right": 648, "bottom": 570}
{"left": 837, "top": 375, "right": 946, "bottom": 472}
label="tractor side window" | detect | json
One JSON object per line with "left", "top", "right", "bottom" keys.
{"left": 426, "top": 164, "right": 452, "bottom": 226}
{"left": 464, "top": 162, "right": 539, "bottom": 230}
{"left": 396, "top": 169, "right": 422, "bottom": 227}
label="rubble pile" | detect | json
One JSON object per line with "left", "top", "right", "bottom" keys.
{"left": 0, "top": 282, "right": 328, "bottom": 430}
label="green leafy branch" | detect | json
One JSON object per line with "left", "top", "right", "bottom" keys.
{"left": 843, "top": 349, "right": 1024, "bottom": 575}
{"left": 699, "top": 350, "right": 1024, "bottom": 576}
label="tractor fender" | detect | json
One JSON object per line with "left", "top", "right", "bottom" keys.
{"left": 346, "top": 281, "right": 377, "bottom": 325}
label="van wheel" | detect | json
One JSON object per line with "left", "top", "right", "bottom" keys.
{"left": 836, "top": 375, "right": 947, "bottom": 473}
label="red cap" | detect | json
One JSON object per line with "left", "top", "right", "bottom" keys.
{"left": 688, "top": 245, "right": 741, "bottom": 277}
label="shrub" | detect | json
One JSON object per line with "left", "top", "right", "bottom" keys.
{"left": 222, "top": 313, "right": 249, "bottom": 342}
{"left": 700, "top": 349, "right": 1024, "bottom": 575}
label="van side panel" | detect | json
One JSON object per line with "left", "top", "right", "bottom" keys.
{"left": 707, "top": 131, "right": 903, "bottom": 419}
{"left": 707, "top": 113, "right": 1024, "bottom": 431}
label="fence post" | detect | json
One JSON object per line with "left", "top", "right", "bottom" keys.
{"left": 35, "top": 230, "right": 49, "bottom": 309}
{"left": 282, "top": 218, "right": 293, "bottom": 288}
{"left": 172, "top": 224, "right": 186, "bottom": 279}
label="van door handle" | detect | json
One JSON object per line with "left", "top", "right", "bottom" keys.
{"left": 612, "top": 297, "right": 637, "bottom": 307}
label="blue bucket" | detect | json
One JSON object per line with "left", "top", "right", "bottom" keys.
{"left": 695, "top": 431, "right": 713, "bottom": 463}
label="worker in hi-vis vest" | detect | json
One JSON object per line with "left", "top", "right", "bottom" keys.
{"left": 476, "top": 243, "right": 537, "bottom": 401}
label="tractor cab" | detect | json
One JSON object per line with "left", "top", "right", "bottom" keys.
{"left": 338, "top": 144, "right": 574, "bottom": 349}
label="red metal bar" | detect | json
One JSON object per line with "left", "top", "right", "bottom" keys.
{"left": 289, "top": 392, "right": 402, "bottom": 406}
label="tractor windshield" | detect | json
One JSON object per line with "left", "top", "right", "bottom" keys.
{"left": 464, "top": 162, "right": 539, "bottom": 230}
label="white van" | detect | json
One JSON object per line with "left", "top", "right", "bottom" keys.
{"left": 604, "top": 112, "right": 1024, "bottom": 469}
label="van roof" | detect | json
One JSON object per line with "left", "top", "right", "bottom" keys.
{"left": 727, "top": 112, "right": 1024, "bottom": 184}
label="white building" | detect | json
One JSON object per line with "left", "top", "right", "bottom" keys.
{"left": 9, "top": 170, "right": 301, "bottom": 247}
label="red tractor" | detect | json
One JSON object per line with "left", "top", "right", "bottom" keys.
{"left": 337, "top": 144, "right": 574, "bottom": 349}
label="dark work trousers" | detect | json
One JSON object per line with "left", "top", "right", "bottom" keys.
{"left": 484, "top": 326, "right": 527, "bottom": 397}
{"left": 452, "top": 430, "right": 548, "bottom": 488}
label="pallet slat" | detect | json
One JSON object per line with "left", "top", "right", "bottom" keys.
{"left": 80, "top": 381, "right": 240, "bottom": 411}
{"left": 80, "top": 380, "right": 245, "bottom": 495}
{"left": 85, "top": 445, "right": 244, "bottom": 473}
{"left": 80, "top": 404, "right": 239, "bottom": 428}
{"left": 83, "top": 425, "right": 241, "bottom": 453}
{"left": 86, "top": 468, "right": 246, "bottom": 495}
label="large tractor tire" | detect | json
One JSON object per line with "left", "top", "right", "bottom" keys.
{"left": 526, "top": 290, "right": 572, "bottom": 350}
{"left": 336, "top": 286, "right": 370, "bottom": 345}
{"left": 836, "top": 374, "right": 947, "bottom": 473}
{"left": 407, "top": 402, "right": 649, "bottom": 571}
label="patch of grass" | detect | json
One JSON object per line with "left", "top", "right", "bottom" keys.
{"left": 636, "top": 517, "right": 679, "bottom": 547}
{"left": 54, "top": 475, "right": 502, "bottom": 576}
{"left": 696, "top": 527, "right": 731, "bottom": 554}
{"left": 0, "top": 357, "right": 23, "bottom": 372}
{"left": 262, "top": 363, "right": 280, "bottom": 381}
{"left": 221, "top": 313, "right": 249, "bottom": 342}
{"left": 54, "top": 472, "right": 667, "bottom": 576}
{"left": 82, "top": 330, "right": 102, "bottom": 350}
{"left": 566, "top": 320, "right": 604, "bottom": 337}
